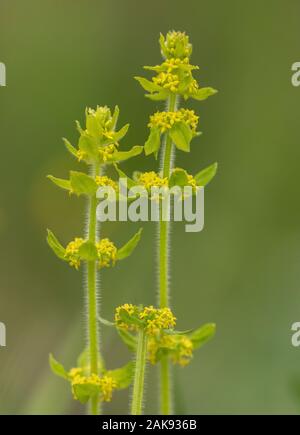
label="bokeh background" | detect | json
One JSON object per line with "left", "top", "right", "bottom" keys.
{"left": 1, "top": 0, "right": 300, "bottom": 415}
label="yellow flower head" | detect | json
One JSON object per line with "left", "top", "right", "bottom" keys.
{"left": 64, "top": 237, "right": 85, "bottom": 269}
{"left": 96, "top": 238, "right": 117, "bottom": 268}
{"left": 77, "top": 149, "right": 87, "bottom": 162}
{"left": 187, "top": 174, "right": 197, "bottom": 190}
{"left": 153, "top": 71, "right": 180, "bottom": 93}
{"left": 99, "top": 375, "right": 118, "bottom": 402}
{"left": 95, "top": 175, "right": 118, "bottom": 192}
{"left": 138, "top": 171, "right": 168, "bottom": 190}
{"left": 149, "top": 109, "right": 199, "bottom": 134}
{"left": 99, "top": 143, "right": 117, "bottom": 162}
{"left": 160, "top": 31, "right": 192, "bottom": 60}
{"left": 115, "top": 304, "right": 176, "bottom": 336}
{"left": 69, "top": 368, "right": 117, "bottom": 402}
{"left": 148, "top": 334, "right": 193, "bottom": 367}
{"left": 115, "top": 304, "right": 140, "bottom": 331}
{"left": 85, "top": 106, "right": 114, "bottom": 139}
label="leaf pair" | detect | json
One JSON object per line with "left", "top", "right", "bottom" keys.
{"left": 116, "top": 322, "right": 216, "bottom": 365}
{"left": 46, "top": 228, "right": 143, "bottom": 268}
{"left": 169, "top": 164, "right": 218, "bottom": 188}
{"left": 49, "top": 353, "right": 134, "bottom": 405}
{"left": 144, "top": 122, "right": 197, "bottom": 158}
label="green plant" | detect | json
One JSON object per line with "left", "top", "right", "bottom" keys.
{"left": 47, "top": 30, "right": 217, "bottom": 416}
{"left": 47, "top": 106, "right": 143, "bottom": 415}
{"left": 134, "top": 30, "right": 218, "bottom": 414}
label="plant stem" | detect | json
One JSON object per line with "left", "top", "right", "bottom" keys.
{"left": 159, "top": 93, "right": 177, "bottom": 415}
{"left": 131, "top": 329, "right": 148, "bottom": 415}
{"left": 87, "top": 163, "right": 100, "bottom": 416}
{"left": 160, "top": 355, "right": 171, "bottom": 415}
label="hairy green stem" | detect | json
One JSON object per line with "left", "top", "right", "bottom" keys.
{"left": 87, "top": 163, "right": 100, "bottom": 415}
{"left": 159, "top": 93, "right": 177, "bottom": 415}
{"left": 131, "top": 329, "right": 148, "bottom": 415}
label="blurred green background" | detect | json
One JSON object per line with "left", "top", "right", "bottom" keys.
{"left": 1, "top": 0, "right": 300, "bottom": 415}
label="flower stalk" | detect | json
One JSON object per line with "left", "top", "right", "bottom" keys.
{"left": 135, "top": 30, "right": 218, "bottom": 415}
{"left": 159, "top": 93, "right": 177, "bottom": 414}
{"left": 87, "top": 163, "right": 100, "bottom": 415}
{"left": 131, "top": 328, "right": 148, "bottom": 415}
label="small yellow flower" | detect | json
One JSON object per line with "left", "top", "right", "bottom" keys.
{"left": 187, "top": 174, "right": 197, "bottom": 190}
{"left": 149, "top": 109, "right": 199, "bottom": 134}
{"left": 115, "top": 304, "right": 176, "bottom": 336}
{"left": 95, "top": 175, "right": 118, "bottom": 192}
{"left": 77, "top": 149, "right": 87, "bottom": 162}
{"left": 99, "top": 375, "right": 117, "bottom": 402}
{"left": 115, "top": 304, "right": 140, "bottom": 331}
{"left": 69, "top": 368, "right": 117, "bottom": 402}
{"left": 148, "top": 334, "right": 193, "bottom": 367}
{"left": 84, "top": 106, "right": 119, "bottom": 144}
{"left": 138, "top": 172, "right": 168, "bottom": 190}
{"left": 96, "top": 238, "right": 117, "bottom": 268}
{"left": 153, "top": 71, "right": 180, "bottom": 93}
{"left": 64, "top": 237, "right": 85, "bottom": 269}
{"left": 100, "top": 144, "right": 117, "bottom": 162}
{"left": 161, "top": 31, "right": 192, "bottom": 60}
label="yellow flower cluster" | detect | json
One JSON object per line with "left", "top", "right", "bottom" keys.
{"left": 187, "top": 174, "right": 197, "bottom": 189}
{"left": 138, "top": 171, "right": 168, "bottom": 189}
{"left": 86, "top": 106, "right": 115, "bottom": 140}
{"left": 115, "top": 303, "right": 140, "bottom": 331}
{"left": 163, "top": 57, "right": 191, "bottom": 73}
{"left": 77, "top": 149, "right": 87, "bottom": 162}
{"left": 140, "top": 306, "right": 177, "bottom": 335}
{"left": 69, "top": 368, "right": 117, "bottom": 402}
{"left": 99, "top": 375, "right": 118, "bottom": 401}
{"left": 99, "top": 143, "right": 117, "bottom": 162}
{"left": 115, "top": 304, "right": 176, "bottom": 336}
{"left": 149, "top": 109, "right": 199, "bottom": 134}
{"left": 64, "top": 237, "right": 84, "bottom": 269}
{"left": 148, "top": 334, "right": 193, "bottom": 367}
{"left": 153, "top": 71, "right": 180, "bottom": 93}
{"left": 161, "top": 31, "right": 192, "bottom": 60}
{"left": 95, "top": 175, "right": 118, "bottom": 192}
{"left": 96, "top": 238, "right": 117, "bottom": 268}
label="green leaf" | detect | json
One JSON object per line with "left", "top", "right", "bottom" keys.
{"left": 134, "top": 76, "right": 161, "bottom": 93}
{"left": 70, "top": 171, "right": 97, "bottom": 196}
{"left": 49, "top": 354, "right": 68, "bottom": 380}
{"left": 145, "top": 127, "right": 161, "bottom": 157}
{"left": 145, "top": 90, "right": 169, "bottom": 101}
{"left": 111, "top": 105, "right": 120, "bottom": 130}
{"left": 98, "top": 315, "right": 115, "bottom": 327}
{"left": 192, "top": 87, "right": 218, "bottom": 101}
{"left": 117, "top": 309, "right": 144, "bottom": 328}
{"left": 78, "top": 134, "right": 98, "bottom": 160}
{"left": 169, "top": 168, "right": 189, "bottom": 187}
{"left": 169, "top": 121, "right": 193, "bottom": 152}
{"left": 189, "top": 323, "right": 216, "bottom": 350}
{"left": 114, "top": 165, "right": 136, "bottom": 189}
{"left": 117, "top": 228, "right": 143, "bottom": 260}
{"left": 63, "top": 138, "right": 78, "bottom": 158}
{"left": 72, "top": 383, "right": 100, "bottom": 404}
{"left": 78, "top": 241, "right": 98, "bottom": 261}
{"left": 46, "top": 229, "right": 66, "bottom": 261}
{"left": 77, "top": 348, "right": 89, "bottom": 369}
{"left": 164, "top": 329, "right": 194, "bottom": 335}
{"left": 194, "top": 162, "right": 218, "bottom": 186}
{"left": 47, "top": 175, "right": 72, "bottom": 192}
{"left": 111, "top": 145, "right": 143, "bottom": 163}
{"left": 113, "top": 124, "right": 129, "bottom": 142}
{"left": 117, "top": 329, "right": 137, "bottom": 352}
{"left": 106, "top": 362, "right": 134, "bottom": 389}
